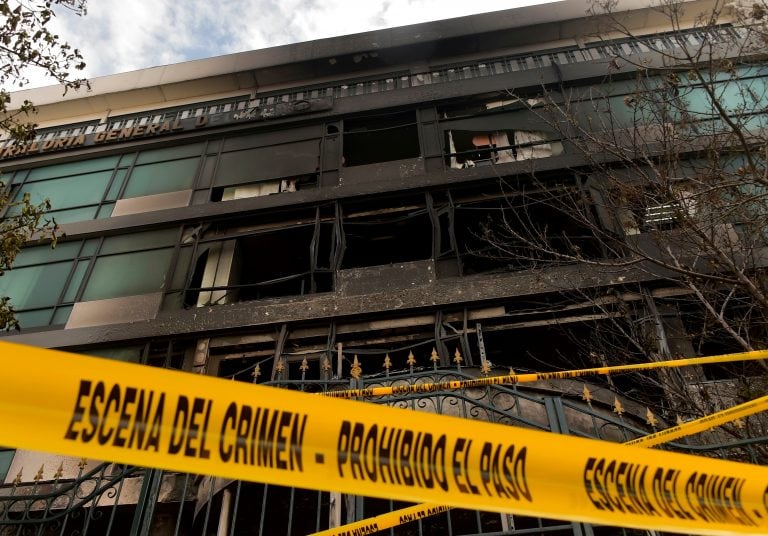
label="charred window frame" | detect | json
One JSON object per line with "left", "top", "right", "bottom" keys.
{"left": 207, "top": 323, "right": 338, "bottom": 385}
{"left": 428, "top": 190, "right": 461, "bottom": 277}
{"left": 203, "top": 126, "right": 324, "bottom": 203}
{"left": 342, "top": 111, "right": 421, "bottom": 167}
{"left": 207, "top": 309, "right": 475, "bottom": 384}
{"left": 593, "top": 176, "right": 698, "bottom": 236}
{"left": 76, "top": 339, "right": 190, "bottom": 369}
{"left": 431, "top": 178, "right": 606, "bottom": 276}
{"left": 169, "top": 206, "right": 338, "bottom": 309}
{"left": 658, "top": 294, "right": 766, "bottom": 389}
{"left": 338, "top": 195, "right": 433, "bottom": 269}
{"left": 200, "top": 295, "right": 650, "bottom": 383}
{"left": 437, "top": 97, "right": 564, "bottom": 169}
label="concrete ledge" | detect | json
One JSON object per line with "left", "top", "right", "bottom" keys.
{"left": 112, "top": 190, "right": 193, "bottom": 217}
{"left": 12, "top": 261, "right": 667, "bottom": 348}
{"left": 65, "top": 292, "right": 163, "bottom": 329}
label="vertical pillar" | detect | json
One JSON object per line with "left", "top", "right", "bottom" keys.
{"left": 328, "top": 492, "right": 342, "bottom": 529}
{"left": 130, "top": 469, "right": 163, "bottom": 536}
{"left": 642, "top": 289, "right": 705, "bottom": 412}
{"left": 216, "top": 488, "right": 232, "bottom": 536}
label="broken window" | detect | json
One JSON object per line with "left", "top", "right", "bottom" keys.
{"left": 213, "top": 133, "right": 321, "bottom": 195}
{"left": 210, "top": 174, "right": 317, "bottom": 202}
{"left": 615, "top": 185, "right": 698, "bottom": 235}
{"left": 342, "top": 111, "right": 420, "bottom": 166}
{"left": 237, "top": 226, "right": 332, "bottom": 301}
{"left": 177, "top": 209, "right": 336, "bottom": 307}
{"left": 448, "top": 181, "right": 604, "bottom": 274}
{"left": 447, "top": 129, "right": 566, "bottom": 167}
{"left": 212, "top": 335, "right": 277, "bottom": 382}
{"left": 340, "top": 197, "right": 432, "bottom": 268}
{"left": 668, "top": 295, "right": 765, "bottom": 393}
{"left": 439, "top": 99, "right": 563, "bottom": 168}
{"left": 335, "top": 317, "right": 445, "bottom": 370}
{"left": 210, "top": 323, "right": 336, "bottom": 385}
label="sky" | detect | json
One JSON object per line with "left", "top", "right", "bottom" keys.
{"left": 18, "top": 0, "right": 556, "bottom": 89}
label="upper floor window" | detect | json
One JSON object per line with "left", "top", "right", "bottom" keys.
{"left": 0, "top": 228, "right": 178, "bottom": 329}
{"left": 3, "top": 143, "right": 205, "bottom": 225}
{"left": 438, "top": 99, "right": 563, "bottom": 168}
{"left": 342, "top": 112, "right": 420, "bottom": 166}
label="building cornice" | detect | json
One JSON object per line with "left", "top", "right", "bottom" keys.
{"left": 5, "top": 0, "right": 720, "bottom": 125}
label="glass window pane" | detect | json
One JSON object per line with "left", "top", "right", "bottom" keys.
{"left": 215, "top": 141, "right": 319, "bottom": 187}
{"left": 99, "top": 229, "right": 178, "bottom": 255}
{"left": 0, "top": 261, "right": 72, "bottom": 308}
{"left": 106, "top": 168, "right": 129, "bottom": 200}
{"left": 48, "top": 206, "right": 99, "bottom": 224}
{"left": 119, "top": 153, "right": 137, "bottom": 167}
{"left": 6, "top": 171, "right": 24, "bottom": 186}
{"left": 52, "top": 305, "right": 73, "bottom": 325}
{"left": 15, "top": 308, "right": 54, "bottom": 328}
{"left": 13, "top": 242, "right": 80, "bottom": 267}
{"left": 63, "top": 259, "right": 89, "bottom": 302}
{"left": 80, "top": 239, "right": 100, "bottom": 258}
{"left": 135, "top": 143, "right": 204, "bottom": 165}
{"left": 170, "top": 246, "right": 193, "bottom": 289}
{"left": 82, "top": 249, "right": 174, "bottom": 301}
{"left": 26, "top": 155, "right": 119, "bottom": 181}
{"left": 122, "top": 158, "right": 200, "bottom": 198}
{"left": 81, "top": 346, "right": 143, "bottom": 362}
{"left": 0, "top": 450, "right": 14, "bottom": 482}
{"left": 96, "top": 203, "right": 114, "bottom": 219}
{"left": 14, "top": 170, "right": 112, "bottom": 210}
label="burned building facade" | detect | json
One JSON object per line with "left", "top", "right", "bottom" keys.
{"left": 1, "top": 1, "right": 766, "bottom": 534}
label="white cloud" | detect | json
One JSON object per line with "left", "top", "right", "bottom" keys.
{"left": 16, "top": 0, "right": 558, "bottom": 89}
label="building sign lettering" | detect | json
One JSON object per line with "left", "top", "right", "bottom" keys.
{"left": 0, "top": 97, "right": 333, "bottom": 162}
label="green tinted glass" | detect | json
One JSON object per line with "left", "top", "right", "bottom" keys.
{"left": 48, "top": 206, "right": 100, "bottom": 224}
{"left": 81, "top": 346, "right": 143, "bottom": 362}
{"left": 106, "top": 168, "right": 129, "bottom": 200}
{"left": 15, "top": 308, "right": 54, "bottom": 328}
{"left": 81, "top": 249, "right": 174, "bottom": 301}
{"left": 0, "top": 450, "right": 14, "bottom": 482}
{"left": 63, "top": 260, "right": 90, "bottom": 302}
{"left": 15, "top": 170, "right": 112, "bottom": 209}
{"left": 51, "top": 305, "right": 73, "bottom": 325}
{"left": 13, "top": 242, "right": 80, "bottom": 267}
{"left": 122, "top": 158, "right": 200, "bottom": 198}
{"left": 26, "top": 155, "right": 119, "bottom": 182}
{"left": 99, "top": 229, "right": 178, "bottom": 255}
{"left": 0, "top": 261, "right": 73, "bottom": 309}
{"left": 135, "top": 143, "right": 204, "bottom": 165}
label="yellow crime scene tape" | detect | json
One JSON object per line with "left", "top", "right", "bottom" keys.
{"left": 1, "top": 341, "right": 768, "bottom": 535}
{"left": 624, "top": 395, "right": 768, "bottom": 447}
{"left": 323, "top": 349, "right": 768, "bottom": 398}
{"left": 311, "top": 504, "right": 453, "bottom": 536}
{"left": 313, "top": 394, "right": 768, "bottom": 536}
